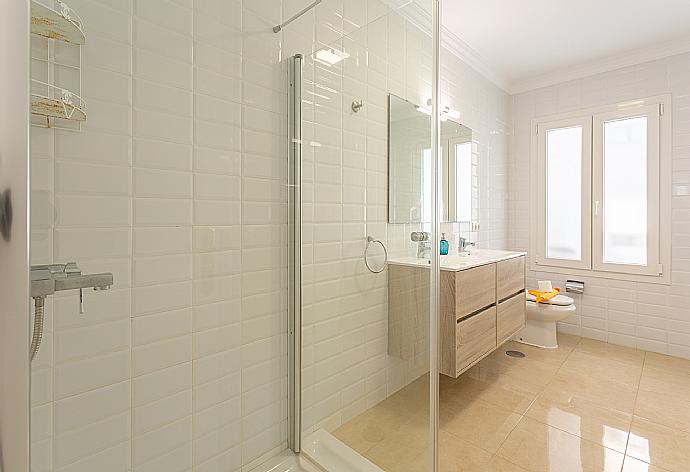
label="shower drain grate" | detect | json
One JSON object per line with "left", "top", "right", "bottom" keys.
{"left": 506, "top": 350, "right": 526, "bottom": 358}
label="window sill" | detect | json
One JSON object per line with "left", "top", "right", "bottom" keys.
{"left": 530, "top": 261, "right": 671, "bottom": 286}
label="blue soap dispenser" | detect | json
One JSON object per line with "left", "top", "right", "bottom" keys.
{"left": 440, "top": 233, "right": 449, "bottom": 255}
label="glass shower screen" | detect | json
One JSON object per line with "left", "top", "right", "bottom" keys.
{"left": 290, "top": 1, "right": 441, "bottom": 471}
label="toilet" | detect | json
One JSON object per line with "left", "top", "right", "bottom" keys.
{"left": 514, "top": 291, "right": 576, "bottom": 349}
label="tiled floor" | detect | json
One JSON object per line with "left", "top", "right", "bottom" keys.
{"left": 333, "top": 335, "right": 690, "bottom": 472}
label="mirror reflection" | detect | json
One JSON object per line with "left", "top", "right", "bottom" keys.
{"left": 388, "top": 94, "right": 475, "bottom": 224}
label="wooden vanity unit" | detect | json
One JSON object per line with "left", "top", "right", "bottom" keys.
{"left": 387, "top": 251, "right": 526, "bottom": 378}
{"left": 440, "top": 255, "right": 525, "bottom": 377}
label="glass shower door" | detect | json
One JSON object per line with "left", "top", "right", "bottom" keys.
{"left": 292, "top": 1, "right": 441, "bottom": 471}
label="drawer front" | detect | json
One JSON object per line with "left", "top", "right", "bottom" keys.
{"left": 456, "top": 306, "right": 497, "bottom": 372}
{"left": 497, "top": 256, "right": 525, "bottom": 301}
{"left": 497, "top": 291, "right": 525, "bottom": 345}
{"left": 455, "top": 263, "right": 496, "bottom": 319}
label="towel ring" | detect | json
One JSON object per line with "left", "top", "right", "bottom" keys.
{"left": 364, "top": 236, "right": 387, "bottom": 274}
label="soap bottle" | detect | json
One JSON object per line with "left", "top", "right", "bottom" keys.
{"left": 440, "top": 233, "right": 449, "bottom": 255}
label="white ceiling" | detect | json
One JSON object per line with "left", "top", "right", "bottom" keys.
{"left": 441, "top": 0, "right": 690, "bottom": 92}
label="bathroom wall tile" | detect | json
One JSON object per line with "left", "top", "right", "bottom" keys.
{"left": 132, "top": 281, "right": 191, "bottom": 315}
{"left": 55, "top": 228, "right": 131, "bottom": 260}
{"left": 53, "top": 350, "right": 130, "bottom": 400}
{"left": 133, "top": 389, "right": 191, "bottom": 435}
{"left": 133, "top": 444, "right": 191, "bottom": 472}
{"left": 54, "top": 320, "right": 130, "bottom": 364}
{"left": 54, "top": 441, "right": 129, "bottom": 472}
{"left": 134, "top": 198, "right": 191, "bottom": 227}
{"left": 54, "top": 381, "right": 130, "bottom": 435}
{"left": 134, "top": 138, "right": 191, "bottom": 171}
{"left": 131, "top": 416, "right": 191, "bottom": 466}
{"left": 133, "top": 79, "right": 193, "bottom": 117}
{"left": 56, "top": 195, "right": 130, "bottom": 227}
{"left": 132, "top": 335, "right": 192, "bottom": 377}
{"left": 132, "top": 308, "right": 191, "bottom": 346}
{"left": 56, "top": 161, "right": 130, "bottom": 196}
{"left": 55, "top": 130, "right": 131, "bottom": 166}
{"left": 133, "top": 227, "right": 191, "bottom": 256}
{"left": 132, "top": 363, "right": 191, "bottom": 407}
{"left": 53, "top": 413, "right": 130, "bottom": 468}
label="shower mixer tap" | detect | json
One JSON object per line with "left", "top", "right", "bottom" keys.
{"left": 31, "top": 262, "right": 113, "bottom": 311}
{"left": 29, "top": 262, "right": 113, "bottom": 361}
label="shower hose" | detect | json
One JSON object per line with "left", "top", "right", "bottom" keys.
{"left": 30, "top": 296, "right": 45, "bottom": 361}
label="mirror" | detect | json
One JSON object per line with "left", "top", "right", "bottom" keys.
{"left": 388, "top": 94, "right": 475, "bottom": 224}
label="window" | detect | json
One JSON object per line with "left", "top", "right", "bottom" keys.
{"left": 533, "top": 98, "right": 669, "bottom": 280}
{"left": 421, "top": 147, "right": 432, "bottom": 222}
{"left": 453, "top": 141, "right": 473, "bottom": 223}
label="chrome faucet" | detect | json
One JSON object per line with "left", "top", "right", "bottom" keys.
{"left": 29, "top": 262, "right": 114, "bottom": 362}
{"left": 458, "top": 236, "right": 475, "bottom": 254}
{"left": 30, "top": 262, "right": 113, "bottom": 310}
{"left": 411, "top": 231, "right": 432, "bottom": 259}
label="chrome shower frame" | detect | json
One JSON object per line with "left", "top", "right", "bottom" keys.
{"left": 287, "top": 54, "right": 303, "bottom": 453}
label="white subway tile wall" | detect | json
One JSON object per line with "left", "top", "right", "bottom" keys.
{"left": 509, "top": 53, "right": 690, "bottom": 360}
{"left": 29, "top": 1, "right": 510, "bottom": 471}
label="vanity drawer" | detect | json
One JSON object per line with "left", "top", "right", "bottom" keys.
{"left": 497, "top": 291, "right": 525, "bottom": 345}
{"left": 455, "top": 264, "right": 496, "bottom": 319}
{"left": 497, "top": 256, "right": 525, "bottom": 301}
{"left": 456, "top": 306, "right": 497, "bottom": 372}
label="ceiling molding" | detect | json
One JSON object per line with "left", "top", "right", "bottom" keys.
{"left": 387, "top": 1, "right": 690, "bottom": 96}
{"left": 441, "top": 25, "right": 512, "bottom": 92}
{"left": 509, "top": 34, "right": 690, "bottom": 95}
{"left": 387, "top": 1, "right": 512, "bottom": 93}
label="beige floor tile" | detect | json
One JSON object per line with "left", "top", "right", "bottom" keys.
{"left": 557, "top": 333, "right": 582, "bottom": 349}
{"left": 332, "top": 407, "right": 402, "bottom": 454}
{"left": 466, "top": 354, "right": 558, "bottom": 396}
{"left": 442, "top": 374, "right": 537, "bottom": 415}
{"left": 525, "top": 393, "right": 632, "bottom": 453}
{"left": 440, "top": 398, "right": 522, "bottom": 453}
{"left": 497, "top": 417, "right": 625, "bottom": 472}
{"left": 498, "top": 340, "right": 574, "bottom": 368}
{"left": 558, "top": 350, "right": 643, "bottom": 390}
{"left": 634, "top": 388, "right": 690, "bottom": 433}
{"left": 543, "top": 371, "right": 638, "bottom": 413}
{"left": 485, "top": 347, "right": 563, "bottom": 376}
{"left": 438, "top": 430, "right": 494, "bottom": 472}
{"left": 362, "top": 424, "right": 431, "bottom": 472}
{"left": 622, "top": 456, "right": 668, "bottom": 472}
{"left": 486, "top": 456, "right": 531, "bottom": 472}
{"left": 627, "top": 417, "right": 690, "bottom": 472}
{"left": 638, "top": 366, "right": 690, "bottom": 399}
{"left": 576, "top": 338, "right": 646, "bottom": 367}
{"left": 438, "top": 431, "right": 531, "bottom": 472}
{"left": 643, "top": 352, "right": 690, "bottom": 374}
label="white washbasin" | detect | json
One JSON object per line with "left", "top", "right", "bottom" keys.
{"left": 387, "top": 249, "right": 526, "bottom": 271}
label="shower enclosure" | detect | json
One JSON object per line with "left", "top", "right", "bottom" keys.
{"left": 2, "top": 1, "right": 443, "bottom": 471}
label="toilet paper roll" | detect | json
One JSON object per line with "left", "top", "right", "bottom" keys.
{"left": 538, "top": 280, "right": 553, "bottom": 292}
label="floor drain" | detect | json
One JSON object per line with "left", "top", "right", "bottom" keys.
{"left": 506, "top": 350, "right": 526, "bottom": 358}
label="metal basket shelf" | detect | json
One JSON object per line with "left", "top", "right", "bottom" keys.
{"left": 31, "top": 0, "right": 85, "bottom": 45}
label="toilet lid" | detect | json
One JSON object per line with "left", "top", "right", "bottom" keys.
{"left": 525, "top": 292, "right": 574, "bottom": 306}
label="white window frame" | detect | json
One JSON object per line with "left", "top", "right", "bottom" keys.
{"left": 530, "top": 95, "right": 672, "bottom": 284}
{"left": 535, "top": 116, "right": 592, "bottom": 270}
{"left": 592, "top": 104, "right": 661, "bottom": 276}
{"left": 446, "top": 137, "right": 473, "bottom": 223}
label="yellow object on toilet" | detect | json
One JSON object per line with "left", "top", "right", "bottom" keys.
{"left": 528, "top": 287, "right": 561, "bottom": 304}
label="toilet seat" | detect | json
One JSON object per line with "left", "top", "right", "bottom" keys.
{"left": 525, "top": 292, "right": 573, "bottom": 306}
